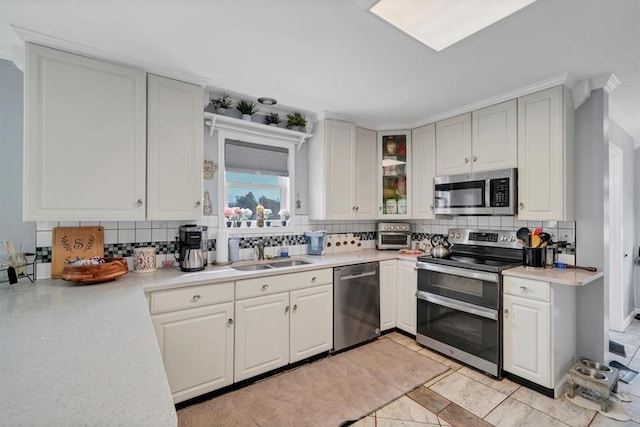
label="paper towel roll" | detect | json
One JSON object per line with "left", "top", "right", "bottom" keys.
{"left": 216, "top": 229, "right": 229, "bottom": 263}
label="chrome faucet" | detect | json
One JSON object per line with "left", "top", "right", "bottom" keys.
{"left": 255, "top": 240, "right": 265, "bottom": 260}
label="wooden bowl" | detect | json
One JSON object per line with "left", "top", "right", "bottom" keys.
{"left": 61, "top": 257, "right": 129, "bottom": 285}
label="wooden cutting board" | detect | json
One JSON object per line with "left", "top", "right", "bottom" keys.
{"left": 51, "top": 226, "right": 104, "bottom": 279}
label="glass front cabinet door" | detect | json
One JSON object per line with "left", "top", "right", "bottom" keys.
{"left": 378, "top": 130, "right": 411, "bottom": 219}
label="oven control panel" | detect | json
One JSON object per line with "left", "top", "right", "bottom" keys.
{"left": 447, "top": 228, "right": 519, "bottom": 249}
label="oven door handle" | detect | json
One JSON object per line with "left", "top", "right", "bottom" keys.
{"left": 416, "top": 291, "right": 498, "bottom": 321}
{"left": 415, "top": 262, "right": 499, "bottom": 283}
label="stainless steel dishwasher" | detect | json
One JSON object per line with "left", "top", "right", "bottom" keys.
{"left": 333, "top": 262, "right": 380, "bottom": 352}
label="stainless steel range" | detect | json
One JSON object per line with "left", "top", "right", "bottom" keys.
{"left": 415, "top": 229, "right": 521, "bottom": 377}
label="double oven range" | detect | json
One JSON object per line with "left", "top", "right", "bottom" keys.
{"left": 416, "top": 229, "right": 521, "bottom": 378}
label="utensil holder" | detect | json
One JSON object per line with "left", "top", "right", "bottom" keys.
{"left": 523, "top": 247, "right": 545, "bottom": 269}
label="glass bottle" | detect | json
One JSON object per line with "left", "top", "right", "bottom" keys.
{"left": 203, "top": 190, "right": 213, "bottom": 215}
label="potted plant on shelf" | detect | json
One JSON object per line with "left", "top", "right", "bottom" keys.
{"left": 240, "top": 208, "right": 253, "bottom": 227}
{"left": 213, "top": 93, "right": 232, "bottom": 114}
{"left": 235, "top": 100, "right": 260, "bottom": 121}
{"left": 279, "top": 209, "right": 290, "bottom": 226}
{"left": 264, "top": 112, "right": 281, "bottom": 126}
{"left": 264, "top": 208, "right": 272, "bottom": 226}
{"left": 286, "top": 112, "right": 307, "bottom": 132}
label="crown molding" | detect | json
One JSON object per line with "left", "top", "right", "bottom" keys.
{"left": 590, "top": 73, "right": 620, "bottom": 93}
{"left": 12, "top": 25, "right": 209, "bottom": 86}
{"left": 572, "top": 73, "right": 620, "bottom": 109}
{"left": 405, "top": 73, "right": 574, "bottom": 130}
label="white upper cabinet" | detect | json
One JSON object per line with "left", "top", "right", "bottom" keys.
{"left": 412, "top": 123, "right": 436, "bottom": 219}
{"left": 517, "top": 86, "right": 574, "bottom": 221}
{"left": 471, "top": 100, "right": 517, "bottom": 172}
{"left": 354, "top": 127, "right": 377, "bottom": 219}
{"left": 24, "top": 43, "right": 147, "bottom": 220}
{"left": 308, "top": 120, "right": 376, "bottom": 220}
{"left": 435, "top": 113, "right": 471, "bottom": 176}
{"left": 147, "top": 74, "right": 203, "bottom": 220}
{"left": 435, "top": 101, "right": 517, "bottom": 177}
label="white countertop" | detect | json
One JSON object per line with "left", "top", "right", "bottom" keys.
{"left": 0, "top": 249, "right": 414, "bottom": 426}
{"left": 503, "top": 265, "right": 604, "bottom": 286}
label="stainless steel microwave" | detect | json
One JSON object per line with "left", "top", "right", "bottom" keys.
{"left": 433, "top": 168, "right": 517, "bottom": 216}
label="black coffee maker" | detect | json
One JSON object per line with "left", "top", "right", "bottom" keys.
{"left": 176, "top": 225, "right": 205, "bottom": 272}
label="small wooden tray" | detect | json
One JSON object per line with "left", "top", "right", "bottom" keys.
{"left": 61, "top": 257, "right": 128, "bottom": 285}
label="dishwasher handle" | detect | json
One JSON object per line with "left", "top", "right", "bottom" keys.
{"left": 338, "top": 271, "right": 377, "bottom": 281}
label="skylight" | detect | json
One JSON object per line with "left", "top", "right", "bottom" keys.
{"left": 370, "top": 0, "right": 537, "bottom": 52}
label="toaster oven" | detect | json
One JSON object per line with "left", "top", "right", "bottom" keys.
{"left": 376, "top": 222, "right": 412, "bottom": 250}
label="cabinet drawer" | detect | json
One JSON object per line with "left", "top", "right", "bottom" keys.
{"left": 504, "top": 277, "right": 550, "bottom": 302}
{"left": 150, "top": 281, "right": 234, "bottom": 314}
{"left": 236, "top": 268, "right": 333, "bottom": 299}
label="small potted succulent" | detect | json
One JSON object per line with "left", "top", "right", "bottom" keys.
{"left": 224, "top": 206, "right": 237, "bottom": 227}
{"left": 264, "top": 112, "right": 281, "bottom": 126}
{"left": 213, "top": 93, "right": 232, "bottom": 114}
{"left": 263, "top": 208, "right": 272, "bottom": 226}
{"left": 278, "top": 209, "right": 290, "bottom": 226}
{"left": 235, "top": 100, "right": 260, "bottom": 121}
{"left": 286, "top": 112, "right": 307, "bottom": 132}
{"left": 240, "top": 208, "right": 253, "bottom": 227}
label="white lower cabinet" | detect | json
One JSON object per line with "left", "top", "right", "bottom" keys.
{"left": 150, "top": 282, "right": 235, "bottom": 404}
{"left": 396, "top": 260, "right": 417, "bottom": 335}
{"left": 503, "top": 293, "right": 551, "bottom": 387}
{"left": 380, "top": 260, "right": 398, "bottom": 331}
{"left": 235, "top": 292, "right": 290, "bottom": 381}
{"left": 290, "top": 285, "right": 334, "bottom": 362}
{"left": 502, "top": 275, "right": 576, "bottom": 396}
{"left": 234, "top": 270, "right": 333, "bottom": 382}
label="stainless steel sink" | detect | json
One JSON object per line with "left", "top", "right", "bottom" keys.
{"left": 232, "top": 264, "right": 275, "bottom": 271}
{"left": 231, "top": 259, "right": 313, "bottom": 271}
{"left": 269, "top": 259, "right": 313, "bottom": 268}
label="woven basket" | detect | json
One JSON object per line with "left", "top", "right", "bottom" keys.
{"left": 61, "top": 257, "right": 129, "bottom": 285}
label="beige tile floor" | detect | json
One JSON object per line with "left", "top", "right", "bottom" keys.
{"left": 354, "top": 326, "right": 640, "bottom": 427}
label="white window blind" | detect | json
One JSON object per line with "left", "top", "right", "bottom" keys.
{"left": 225, "top": 140, "right": 289, "bottom": 176}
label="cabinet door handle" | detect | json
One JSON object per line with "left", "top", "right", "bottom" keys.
{"left": 311, "top": 277, "right": 317, "bottom": 282}
{"left": 464, "top": 157, "right": 469, "bottom": 163}
{"left": 137, "top": 199, "right": 143, "bottom": 207}
{"left": 228, "top": 318, "right": 234, "bottom": 325}
{"left": 520, "top": 286, "right": 527, "bottom": 293}
{"left": 285, "top": 305, "right": 290, "bottom": 314}
{"left": 293, "top": 304, "right": 298, "bottom": 312}
{"left": 192, "top": 295, "right": 201, "bottom": 301}
{"left": 355, "top": 206, "right": 359, "bottom": 212}
{"left": 352, "top": 206, "right": 356, "bottom": 212}
{"left": 504, "top": 309, "right": 509, "bottom": 318}
{"left": 472, "top": 156, "right": 477, "bottom": 162}
{"left": 261, "top": 284, "right": 269, "bottom": 290}
{"left": 519, "top": 202, "right": 524, "bottom": 210}
{"left": 195, "top": 201, "right": 201, "bottom": 207}
{"left": 430, "top": 205, "right": 434, "bottom": 211}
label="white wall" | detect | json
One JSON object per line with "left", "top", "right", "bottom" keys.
{"left": 574, "top": 88, "right": 607, "bottom": 362}
{"left": 0, "top": 59, "right": 35, "bottom": 253}
{"left": 609, "top": 120, "right": 636, "bottom": 315}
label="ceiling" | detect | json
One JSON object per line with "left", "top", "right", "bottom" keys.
{"left": 1, "top": 0, "right": 638, "bottom": 144}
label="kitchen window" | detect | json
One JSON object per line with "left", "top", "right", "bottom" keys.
{"left": 217, "top": 131, "right": 295, "bottom": 231}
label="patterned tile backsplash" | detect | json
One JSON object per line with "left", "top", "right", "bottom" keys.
{"left": 34, "top": 216, "right": 577, "bottom": 279}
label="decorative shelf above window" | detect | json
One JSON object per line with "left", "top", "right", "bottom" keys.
{"left": 203, "top": 112, "right": 313, "bottom": 149}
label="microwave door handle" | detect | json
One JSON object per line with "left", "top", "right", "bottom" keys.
{"left": 416, "top": 291, "right": 498, "bottom": 321}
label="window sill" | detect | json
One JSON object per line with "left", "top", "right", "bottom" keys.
{"left": 221, "top": 224, "right": 297, "bottom": 235}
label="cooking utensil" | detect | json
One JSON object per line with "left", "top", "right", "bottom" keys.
{"left": 554, "top": 263, "right": 598, "bottom": 272}
{"left": 52, "top": 227, "right": 105, "bottom": 278}
{"left": 539, "top": 232, "right": 552, "bottom": 244}
{"left": 533, "top": 228, "right": 543, "bottom": 236}
{"left": 516, "top": 227, "right": 530, "bottom": 246}
{"left": 430, "top": 235, "right": 452, "bottom": 258}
